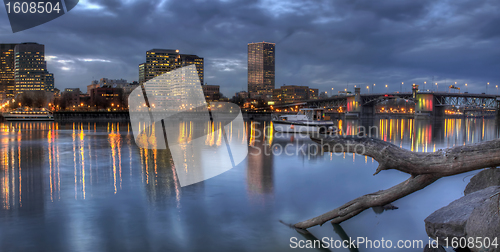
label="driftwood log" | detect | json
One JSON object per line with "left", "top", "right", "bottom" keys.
{"left": 293, "top": 135, "right": 500, "bottom": 230}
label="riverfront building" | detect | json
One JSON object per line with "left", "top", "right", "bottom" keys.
{"left": 179, "top": 54, "right": 204, "bottom": 85}
{"left": 0, "top": 44, "right": 17, "bottom": 100}
{"left": 248, "top": 42, "right": 275, "bottom": 100}
{"left": 139, "top": 49, "right": 204, "bottom": 85}
{"left": 202, "top": 84, "right": 220, "bottom": 101}
{"left": 272, "top": 85, "right": 318, "bottom": 104}
{"left": 235, "top": 91, "right": 248, "bottom": 99}
{"left": 1, "top": 42, "right": 55, "bottom": 98}
{"left": 87, "top": 80, "right": 100, "bottom": 95}
{"left": 90, "top": 87, "right": 123, "bottom": 110}
{"left": 138, "top": 63, "right": 145, "bottom": 84}
{"left": 14, "top": 43, "right": 47, "bottom": 93}
{"left": 44, "top": 71, "right": 54, "bottom": 92}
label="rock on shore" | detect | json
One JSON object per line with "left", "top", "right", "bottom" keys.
{"left": 464, "top": 168, "right": 500, "bottom": 195}
{"left": 425, "top": 168, "right": 500, "bottom": 252}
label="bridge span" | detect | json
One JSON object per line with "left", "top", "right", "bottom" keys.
{"left": 273, "top": 88, "right": 500, "bottom": 118}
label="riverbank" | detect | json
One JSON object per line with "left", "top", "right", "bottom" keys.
{"left": 52, "top": 111, "right": 273, "bottom": 122}
{"left": 3, "top": 111, "right": 496, "bottom": 122}
{"left": 54, "top": 111, "right": 130, "bottom": 122}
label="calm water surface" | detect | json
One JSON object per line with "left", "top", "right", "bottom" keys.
{"left": 0, "top": 118, "right": 499, "bottom": 251}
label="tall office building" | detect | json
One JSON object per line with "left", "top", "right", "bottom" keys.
{"left": 44, "top": 70, "right": 54, "bottom": 92}
{"left": 1, "top": 42, "right": 54, "bottom": 99}
{"left": 143, "top": 49, "right": 179, "bottom": 84}
{"left": 179, "top": 54, "right": 204, "bottom": 85}
{"left": 139, "top": 63, "right": 145, "bottom": 84}
{"left": 14, "top": 43, "right": 47, "bottom": 93}
{"left": 248, "top": 42, "right": 275, "bottom": 100}
{"left": 139, "top": 49, "right": 204, "bottom": 85}
{"left": 0, "top": 44, "right": 17, "bottom": 100}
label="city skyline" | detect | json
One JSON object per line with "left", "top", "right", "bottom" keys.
{"left": 4, "top": 40, "right": 500, "bottom": 105}
{"left": 2, "top": 0, "right": 500, "bottom": 97}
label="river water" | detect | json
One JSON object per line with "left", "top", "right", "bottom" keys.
{"left": 0, "top": 118, "right": 498, "bottom": 251}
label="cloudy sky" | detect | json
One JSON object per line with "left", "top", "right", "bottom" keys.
{"left": 1, "top": 0, "right": 500, "bottom": 96}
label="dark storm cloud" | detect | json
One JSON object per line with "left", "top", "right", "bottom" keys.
{"left": 1, "top": 0, "right": 500, "bottom": 95}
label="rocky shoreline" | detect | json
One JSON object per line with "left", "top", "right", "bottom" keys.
{"left": 424, "top": 168, "right": 500, "bottom": 252}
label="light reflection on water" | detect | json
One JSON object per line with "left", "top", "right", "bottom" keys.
{"left": 0, "top": 118, "right": 499, "bottom": 251}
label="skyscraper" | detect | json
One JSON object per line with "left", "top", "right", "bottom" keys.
{"left": 44, "top": 71, "right": 54, "bottom": 92}
{"left": 14, "top": 43, "right": 47, "bottom": 93}
{"left": 138, "top": 63, "right": 145, "bottom": 84}
{"left": 248, "top": 42, "right": 275, "bottom": 100}
{"left": 141, "top": 49, "right": 179, "bottom": 84}
{"left": 139, "top": 49, "right": 204, "bottom": 85}
{"left": 0, "top": 43, "right": 17, "bottom": 100}
{"left": 179, "top": 54, "right": 204, "bottom": 85}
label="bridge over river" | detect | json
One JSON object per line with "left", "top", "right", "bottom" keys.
{"left": 274, "top": 87, "right": 500, "bottom": 118}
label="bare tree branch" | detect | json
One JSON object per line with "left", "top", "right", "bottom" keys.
{"left": 293, "top": 135, "right": 500, "bottom": 230}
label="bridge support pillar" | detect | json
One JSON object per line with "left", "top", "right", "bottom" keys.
{"left": 415, "top": 93, "right": 435, "bottom": 118}
{"left": 361, "top": 104, "right": 375, "bottom": 118}
{"left": 433, "top": 106, "right": 445, "bottom": 118}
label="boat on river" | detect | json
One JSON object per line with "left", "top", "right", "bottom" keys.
{"left": 272, "top": 108, "right": 335, "bottom": 133}
{"left": 2, "top": 109, "right": 54, "bottom": 121}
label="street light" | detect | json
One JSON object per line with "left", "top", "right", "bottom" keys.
{"left": 496, "top": 85, "right": 498, "bottom": 94}
{"left": 487, "top": 82, "right": 490, "bottom": 93}
{"left": 435, "top": 82, "right": 438, "bottom": 92}
{"left": 465, "top": 83, "right": 468, "bottom": 93}
{"left": 373, "top": 83, "right": 375, "bottom": 93}
{"left": 385, "top": 84, "right": 388, "bottom": 93}
{"left": 424, "top": 81, "right": 426, "bottom": 91}
{"left": 401, "top": 82, "right": 403, "bottom": 93}
{"left": 366, "top": 86, "right": 369, "bottom": 93}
